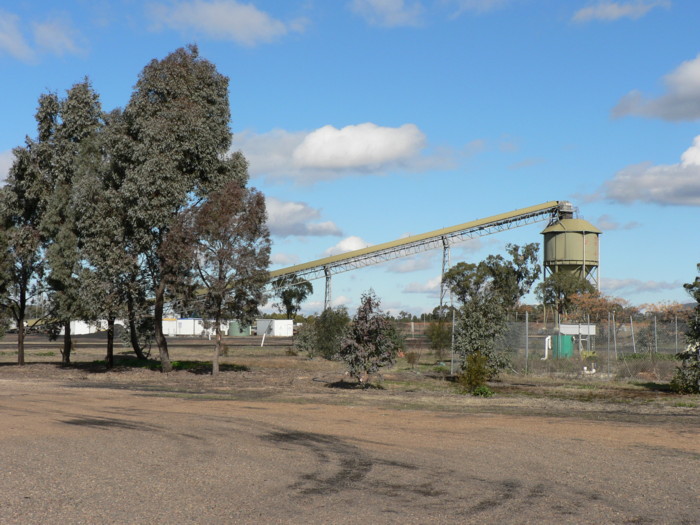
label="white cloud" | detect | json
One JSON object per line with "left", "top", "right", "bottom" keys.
{"left": 597, "top": 136, "right": 700, "bottom": 206}
{"left": 150, "top": 0, "right": 307, "bottom": 46}
{"left": 613, "top": 54, "right": 700, "bottom": 121}
{"left": 0, "top": 10, "right": 35, "bottom": 61}
{"left": 452, "top": 237, "right": 499, "bottom": 258}
{"left": 602, "top": 277, "right": 680, "bottom": 295}
{"left": 270, "top": 252, "right": 300, "bottom": 266}
{"left": 32, "top": 19, "right": 82, "bottom": 56}
{"left": 573, "top": 1, "right": 669, "bottom": 22}
{"left": 324, "top": 236, "right": 371, "bottom": 257}
{"left": 596, "top": 214, "right": 640, "bottom": 231}
{"left": 233, "top": 123, "right": 446, "bottom": 184}
{"left": 0, "top": 11, "right": 84, "bottom": 62}
{"left": 293, "top": 123, "right": 426, "bottom": 170}
{"left": 266, "top": 197, "right": 342, "bottom": 238}
{"left": 387, "top": 253, "right": 435, "bottom": 273}
{"left": 349, "top": 0, "right": 423, "bottom": 27}
{"left": 404, "top": 275, "right": 442, "bottom": 295}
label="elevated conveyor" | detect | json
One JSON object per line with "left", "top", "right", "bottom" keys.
{"left": 270, "top": 201, "right": 569, "bottom": 309}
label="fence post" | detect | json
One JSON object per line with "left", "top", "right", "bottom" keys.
{"left": 525, "top": 310, "right": 529, "bottom": 375}
{"left": 612, "top": 311, "right": 617, "bottom": 359}
{"left": 630, "top": 316, "right": 636, "bottom": 353}
{"left": 450, "top": 307, "right": 456, "bottom": 375}
{"left": 675, "top": 315, "right": 678, "bottom": 353}
{"left": 607, "top": 311, "right": 611, "bottom": 376}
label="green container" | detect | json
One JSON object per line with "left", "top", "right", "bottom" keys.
{"left": 552, "top": 334, "right": 574, "bottom": 358}
{"left": 227, "top": 321, "right": 250, "bottom": 337}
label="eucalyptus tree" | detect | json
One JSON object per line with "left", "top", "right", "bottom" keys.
{"left": 535, "top": 271, "right": 596, "bottom": 321}
{"left": 121, "top": 45, "right": 247, "bottom": 372}
{"left": 272, "top": 275, "right": 313, "bottom": 319}
{"left": 444, "top": 243, "right": 541, "bottom": 378}
{"left": 189, "top": 181, "right": 271, "bottom": 375}
{"left": 0, "top": 93, "right": 60, "bottom": 364}
{"left": 72, "top": 109, "right": 144, "bottom": 368}
{"left": 40, "top": 80, "right": 103, "bottom": 363}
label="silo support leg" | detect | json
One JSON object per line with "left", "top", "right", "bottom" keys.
{"left": 324, "top": 268, "right": 332, "bottom": 311}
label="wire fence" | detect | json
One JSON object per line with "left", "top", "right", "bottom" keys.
{"left": 397, "top": 315, "right": 693, "bottom": 381}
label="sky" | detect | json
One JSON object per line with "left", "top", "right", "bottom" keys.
{"left": 1, "top": 0, "right": 699, "bottom": 316}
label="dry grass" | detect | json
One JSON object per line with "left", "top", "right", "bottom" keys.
{"left": 1, "top": 333, "right": 698, "bottom": 414}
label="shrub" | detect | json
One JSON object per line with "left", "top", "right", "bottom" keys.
{"left": 405, "top": 351, "right": 420, "bottom": 369}
{"left": 293, "top": 320, "right": 317, "bottom": 356}
{"left": 458, "top": 351, "right": 490, "bottom": 393}
{"left": 471, "top": 385, "right": 494, "bottom": 397}
{"left": 338, "top": 290, "right": 400, "bottom": 385}
{"left": 671, "top": 264, "right": 700, "bottom": 394}
{"left": 425, "top": 320, "right": 451, "bottom": 360}
{"left": 454, "top": 299, "right": 510, "bottom": 380}
{"left": 315, "top": 307, "right": 350, "bottom": 360}
{"left": 671, "top": 344, "right": 700, "bottom": 394}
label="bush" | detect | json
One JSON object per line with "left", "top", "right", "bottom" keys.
{"left": 315, "top": 307, "right": 350, "bottom": 359}
{"left": 293, "top": 320, "right": 317, "bottom": 356}
{"left": 454, "top": 299, "right": 510, "bottom": 380}
{"left": 293, "top": 307, "right": 350, "bottom": 359}
{"left": 425, "top": 320, "right": 451, "bottom": 360}
{"left": 471, "top": 385, "right": 494, "bottom": 397}
{"left": 405, "top": 351, "right": 420, "bottom": 369}
{"left": 458, "top": 351, "right": 490, "bottom": 393}
{"left": 338, "top": 291, "right": 400, "bottom": 384}
{"left": 671, "top": 265, "right": 700, "bottom": 393}
{"left": 671, "top": 344, "right": 700, "bottom": 394}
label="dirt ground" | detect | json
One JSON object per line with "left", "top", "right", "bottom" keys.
{"left": 0, "top": 334, "right": 699, "bottom": 524}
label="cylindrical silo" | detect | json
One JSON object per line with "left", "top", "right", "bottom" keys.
{"left": 541, "top": 217, "right": 601, "bottom": 289}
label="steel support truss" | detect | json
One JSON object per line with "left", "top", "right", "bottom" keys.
{"left": 270, "top": 201, "right": 564, "bottom": 291}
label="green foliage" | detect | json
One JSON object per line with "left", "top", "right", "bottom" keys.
{"left": 338, "top": 291, "right": 400, "bottom": 384}
{"left": 452, "top": 287, "right": 510, "bottom": 379}
{"left": 458, "top": 351, "right": 490, "bottom": 393}
{"left": 293, "top": 319, "right": 318, "bottom": 356}
{"left": 272, "top": 276, "right": 313, "bottom": 320}
{"left": 121, "top": 45, "right": 247, "bottom": 372}
{"left": 425, "top": 319, "right": 451, "bottom": 359}
{"left": 671, "top": 263, "right": 700, "bottom": 394}
{"left": 445, "top": 246, "right": 538, "bottom": 381}
{"left": 119, "top": 316, "right": 154, "bottom": 358}
{"left": 0, "top": 104, "right": 53, "bottom": 364}
{"left": 536, "top": 272, "right": 596, "bottom": 316}
{"left": 471, "top": 385, "right": 494, "bottom": 397}
{"left": 317, "top": 307, "right": 351, "bottom": 359}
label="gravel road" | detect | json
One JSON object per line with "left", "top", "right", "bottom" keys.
{"left": 1, "top": 376, "right": 698, "bottom": 524}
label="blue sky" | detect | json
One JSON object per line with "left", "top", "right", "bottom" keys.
{"left": 1, "top": 0, "right": 698, "bottom": 315}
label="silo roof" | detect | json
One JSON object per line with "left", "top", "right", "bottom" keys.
{"left": 541, "top": 218, "right": 602, "bottom": 234}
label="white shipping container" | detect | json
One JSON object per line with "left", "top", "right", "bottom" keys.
{"left": 256, "top": 319, "right": 293, "bottom": 337}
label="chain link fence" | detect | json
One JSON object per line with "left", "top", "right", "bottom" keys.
{"left": 398, "top": 315, "right": 693, "bottom": 381}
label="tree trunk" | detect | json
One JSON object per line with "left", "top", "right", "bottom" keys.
{"left": 126, "top": 291, "right": 146, "bottom": 360}
{"left": 17, "top": 311, "right": 25, "bottom": 366}
{"left": 212, "top": 318, "right": 221, "bottom": 376}
{"left": 106, "top": 316, "right": 115, "bottom": 369}
{"left": 154, "top": 280, "right": 172, "bottom": 372}
{"left": 62, "top": 320, "right": 72, "bottom": 365}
